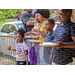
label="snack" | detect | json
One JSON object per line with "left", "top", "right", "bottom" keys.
{"left": 18, "top": 54, "right": 25, "bottom": 57}
{"left": 6, "top": 45, "right": 11, "bottom": 49}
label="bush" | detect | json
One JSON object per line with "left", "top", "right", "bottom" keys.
{"left": 0, "top": 9, "right": 25, "bottom": 22}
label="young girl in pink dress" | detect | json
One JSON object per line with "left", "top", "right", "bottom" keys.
{"left": 8, "top": 28, "right": 28, "bottom": 65}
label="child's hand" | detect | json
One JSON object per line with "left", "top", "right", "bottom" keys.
{"left": 50, "top": 50, "right": 53, "bottom": 64}
{"left": 54, "top": 42, "right": 64, "bottom": 49}
{"left": 50, "top": 56, "right": 52, "bottom": 64}
{"left": 8, "top": 48, "right": 11, "bottom": 50}
{"left": 25, "top": 50, "right": 28, "bottom": 55}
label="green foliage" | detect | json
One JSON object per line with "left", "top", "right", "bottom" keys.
{"left": 49, "top": 13, "right": 58, "bottom": 18}
{"left": 0, "top": 9, "right": 25, "bottom": 22}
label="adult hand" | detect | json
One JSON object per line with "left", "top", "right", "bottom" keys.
{"left": 32, "top": 28, "right": 38, "bottom": 32}
{"left": 25, "top": 32, "right": 35, "bottom": 36}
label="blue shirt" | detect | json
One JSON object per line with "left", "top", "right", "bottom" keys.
{"left": 52, "top": 22, "right": 75, "bottom": 65}
{"left": 43, "top": 33, "right": 54, "bottom": 64}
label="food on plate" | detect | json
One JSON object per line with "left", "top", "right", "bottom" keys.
{"left": 29, "top": 40, "right": 42, "bottom": 43}
{"left": 18, "top": 54, "right": 25, "bottom": 57}
{"left": 39, "top": 42, "right": 58, "bottom": 47}
{"left": 6, "top": 45, "right": 11, "bottom": 49}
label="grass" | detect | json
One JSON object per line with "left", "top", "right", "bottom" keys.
{"left": 0, "top": 18, "right": 18, "bottom": 29}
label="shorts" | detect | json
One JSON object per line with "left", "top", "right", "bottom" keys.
{"left": 52, "top": 61, "right": 72, "bottom": 65}
{"left": 17, "top": 61, "right": 30, "bottom": 65}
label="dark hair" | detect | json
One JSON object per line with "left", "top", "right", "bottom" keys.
{"left": 46, "top": 18, "right": 55, "bottom": 25}
{"left": 17, "top": 28, "right": 25, "bottom": 37}
{"left": 37, "top": 9, "right": 50, "bottom": 18}
{"left": 62, "top": 9, "right": 72, "bottom": 16}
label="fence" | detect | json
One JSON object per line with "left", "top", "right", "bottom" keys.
{"left": 0, "top": 35, "right": 29, "bottom": 65}
{"left": 0, "top": 35, "right": 16, "bottom": 65}
{"left": 0, "top": 22, "right": 60, "bottom": 65}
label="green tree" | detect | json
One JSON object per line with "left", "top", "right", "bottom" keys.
{"left": 0, "top": 9, "right": 25, "bottom": 22}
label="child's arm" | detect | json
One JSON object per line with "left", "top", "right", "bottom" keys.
{"left": 55, "top": 36, "right": 75, "bottom": 49}
{"left": 25, "top": 50, "right": 28, "bottom": 55}
{"left": 8, "top": 48, "right": 16, "bottom": 51}
{"left": 50, "top": 50, "right": 53, "bottom": 64}
{"left": 55, "top": 42, "right": 75, "bottom": 49}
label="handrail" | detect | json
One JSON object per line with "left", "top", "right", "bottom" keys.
{"left": 0, "top": 35, "right": 16, "bottom": 38}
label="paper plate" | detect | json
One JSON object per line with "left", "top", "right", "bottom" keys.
{"left": 12, "top": 54, "right": 25, "bottom": 58}
{"left": 39, "top": 42, "right": 58, "bottom": 47}
{"left": 25, "top": 36, "right": 38, "bottom": 38}
{"left": 29, "top": 40, "right": 42, "bottom": 43}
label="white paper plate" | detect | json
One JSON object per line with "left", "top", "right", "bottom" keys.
{"left": 39, "top": 42, "right": 58, "bottom": 47}
{"left": 12, "top": 54, "right": 25, "bottom": 58}
{"left": 26, "top": 32, "right": 38, "bottom": 34}
{"left": 25, "top": 36, "right": 38, "bottom": 38}
{"left": 29, "top": 40, "right": 42, "bottom": 43}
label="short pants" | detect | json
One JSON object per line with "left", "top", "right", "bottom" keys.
{"left": 17, "top": 61, "right": 30, "bottom": 65}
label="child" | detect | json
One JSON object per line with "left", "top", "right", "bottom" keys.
{"left": 51, "top": 9, "right": 75, "bottom": 65}
{"left": 8, "top": 28, "right": 28, "bottom": 65}
{"left": 43, "top": 18, "right": 55, "bottom": 65}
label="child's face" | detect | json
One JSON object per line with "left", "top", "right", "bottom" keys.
{"left": 16, "top": 33, "right": 24, "bottom": 43}
{"left": 58, "top": 9, "right": 70, "bottom": 23}
{"left": 45, "top": 21, "right": 54, "bottom": 32}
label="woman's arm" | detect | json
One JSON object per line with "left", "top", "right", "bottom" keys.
{"left": 26, "top": 20, "right": 36, "bottom": 26}
{"left": 32, "top": 28, "right": 46, "bottom": 38}
{"left": 25, "top": 31, "right": 39, "bottom": 36}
